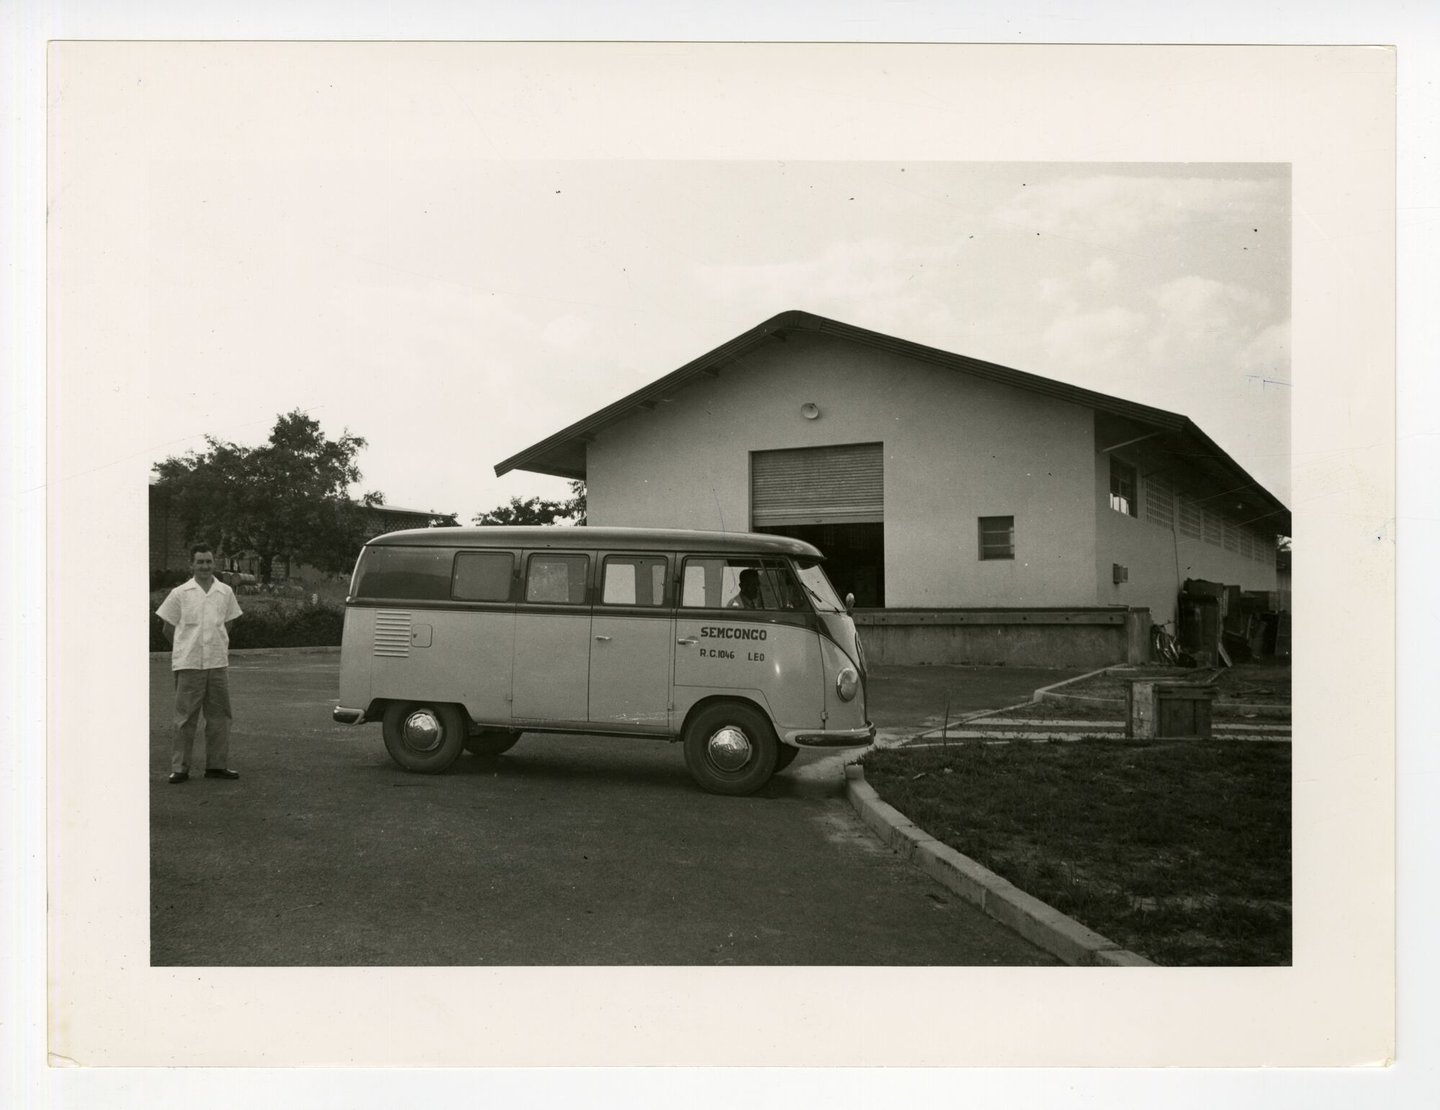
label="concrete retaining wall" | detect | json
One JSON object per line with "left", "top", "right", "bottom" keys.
{"left": 854, "top": 607, "right": 1150, "bottom": 668}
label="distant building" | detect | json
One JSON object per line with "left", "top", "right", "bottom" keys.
{"left": 359, "top": 503, "right": 460, "bottom": 539}
{"left": 496, "top": 310, "right": 1289, "bottom": 666}
{"left": 148, "top": 483, "right": 456, "bottom": 579}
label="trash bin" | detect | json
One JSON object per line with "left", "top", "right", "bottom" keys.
{"left": 1127, "top": 680, "right": 1219, "bottom": 739}
{"left": 1177, "top": 591, "right": 1222, "bottom": 667}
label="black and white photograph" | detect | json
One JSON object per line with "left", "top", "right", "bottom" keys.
{"left": 140, "top": 156, "right": 1294, "bottom": 971}
{"left": 29, "top": 27, "right": 1413, "bottom": 1097}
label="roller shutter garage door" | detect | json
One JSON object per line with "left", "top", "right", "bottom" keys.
{"left": 750, "top": 443, "right": 884, "bottom": 527}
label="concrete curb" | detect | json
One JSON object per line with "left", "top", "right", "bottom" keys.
{"left": 1030, "top": 664, "right": 1116, "bottom": 702}
{"left": 842, "top": 763, "right": 1154, "bottom": 967}
{"left": 1030, "top": 666, "right": 1291, "bottom": 720}
{"left": 909, "top": 702, "right": 1031, "bottom": 743}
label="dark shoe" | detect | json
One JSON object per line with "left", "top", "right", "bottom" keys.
{"left": 204, "top": 768, "right": 240, "bottom": 780}
{"left": 168, "top": 771, "right": 189, "bottom": 784}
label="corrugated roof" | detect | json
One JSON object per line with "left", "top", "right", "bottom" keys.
{"left": 367, "top": 503, "right": 456, "bottom": 520}
{"left": 494, "top": 310, "right": 1289, "bottom": 531}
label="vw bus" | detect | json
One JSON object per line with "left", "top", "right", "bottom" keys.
{"left": 332, "top": 527, "right": 873, "bottom": 795}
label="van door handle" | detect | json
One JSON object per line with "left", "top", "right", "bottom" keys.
{"left": 594, "top": 635, "right": 612, "bottom": 642}
{"left": 676, "top": 637, "right": 697, "bottom": 645}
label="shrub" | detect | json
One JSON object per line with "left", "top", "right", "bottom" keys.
{"left": 150, "top": 568, "right": 190, "bottom": 591}
{"left": 149, "top": 597, "right": 344, "bottom": 651}
{"left": 149, "top": 609, "right": 169, "bottom": 651}
{"left": 229, "top": 602, "right": 344, "bottom": 649}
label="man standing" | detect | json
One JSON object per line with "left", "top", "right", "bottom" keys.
{"left": 155, "top": 544, "right": 244, "bottom": 784}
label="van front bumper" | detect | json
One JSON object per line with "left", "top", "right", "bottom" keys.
{"left": 333, "top": 706, "right": 366, "bottom": 725}
{"left": 788, "top": 723, "right": 876, "bottom": 748}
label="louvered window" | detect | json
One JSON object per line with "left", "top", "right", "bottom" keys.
{"left": 1144, "top": 474, "right": 1174, "bottom": 529}
{"left": 1178, "top": 495, "right": 1203, "bottom": 539}
{"left": 978, "top": 516, "right": 1015, "bottom": 560}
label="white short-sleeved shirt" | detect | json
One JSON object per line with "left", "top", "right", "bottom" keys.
{"left": 155, "top": 578, "right": 243, "bottom": 671}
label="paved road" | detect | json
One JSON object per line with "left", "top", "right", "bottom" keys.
{"left": 150, "top": 653, "right": 1065, "bottom": 966}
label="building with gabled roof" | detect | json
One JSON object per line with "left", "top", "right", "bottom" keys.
{"left": 497, "top": 311, "right": 1289, "bottom": 665}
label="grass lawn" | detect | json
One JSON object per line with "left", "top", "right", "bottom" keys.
{"left": 862, "top": 736, "right": 1291, "bottom": 965}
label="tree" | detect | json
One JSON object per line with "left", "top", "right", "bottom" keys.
{"left": 565, "top": 480, "right": 587, "bottom": 525}
{"left": 473, "top": 481, "right": 586, "bottom": 527}
{"left": 153, "top": 410, "right": 383, "bottom": 581}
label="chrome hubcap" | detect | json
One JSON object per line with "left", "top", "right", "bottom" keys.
{"left": 402, "top": 709, "right": 443, "bottom": 752}
{"left": 706, "top": 726, "right": 753, "bottom": 772}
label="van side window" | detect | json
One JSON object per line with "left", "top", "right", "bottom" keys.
{"left": 525, "top": 553, "right": 589, "bottom": 604}
{"left": 452, "top": 551, "right": 514, "bottom": 601}
{"left": 601, "top": 555, "right": 668, "bottom": 607}
{"left": 354, "top": 547, "right": 454, "bottom": 600}
{"left": 681, "top": 557, "right": 803, "bottom": 611}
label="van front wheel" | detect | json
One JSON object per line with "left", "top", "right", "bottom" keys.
{"left": 683, "top": 702, "right": 779, "bottom": 796}
{"left": 382, "top": 702, "right": 466, "bottom": 773}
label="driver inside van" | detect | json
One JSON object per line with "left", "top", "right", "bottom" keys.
{"left": 727, "top": 568, "right": 764, "bottom": 610}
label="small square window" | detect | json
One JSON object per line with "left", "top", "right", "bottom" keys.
{"left": 978, "top": 516, "right": 1014, "bottom": 560}
{"left": 1109, "top": 458, "right": 1138, "bottom": 517}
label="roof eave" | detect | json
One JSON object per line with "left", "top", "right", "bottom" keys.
{"left": 493, "top": 312, "right": 1290, "bottom": 531}
{"left": 1178, "top": 418, "right": 1291, "bottom": 530}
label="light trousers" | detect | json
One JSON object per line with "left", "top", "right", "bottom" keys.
{"left": 172, "top": 667, "right": 232, "bottom": 773}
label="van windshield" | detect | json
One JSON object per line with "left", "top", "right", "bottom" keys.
{"left": 793, "top": 560, "right": 846, "bottom": 613}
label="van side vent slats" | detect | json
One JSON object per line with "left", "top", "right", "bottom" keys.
{"left": 374, "top": 611, "right": 412, "bottom": 658}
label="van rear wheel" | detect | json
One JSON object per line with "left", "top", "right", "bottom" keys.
{"left": 382, "top": 702, "right": 466, "bottom": 773}
{"left": 466, "top": 729, "right": 520, "bottom": 757}
{"left": 683, "top": 702, "right": 779, "bottom": 796}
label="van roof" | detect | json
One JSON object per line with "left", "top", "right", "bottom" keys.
{"left": 366, "top": 526, "right": 825, "bottom": 559}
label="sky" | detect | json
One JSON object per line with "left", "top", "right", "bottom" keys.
{"left": 144, "top": 157, "right": 1291, "bottom": 520}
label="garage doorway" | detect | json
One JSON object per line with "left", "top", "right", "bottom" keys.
{"left": 750, "top": 444, "right": 885, "bottom": 607}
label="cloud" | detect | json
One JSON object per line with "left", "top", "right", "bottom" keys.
{"left": 994, "top": 174, "right": 1282, "bottom": 246}
{"left": 1154, "top": 274, "right": 1261, "bottom": 318}
{"left": 1145, "top": 275, "right": 1274, "bottom": 366}
{"left": 1032, "top": 269, "right": 1287, "bottom": 396}
{"left": 1236, "top": 321, "right": 1291, "bottom": 380}
{"left": 1085, "top": 256, "right": 1119, "bottom": 285}
{"left": 1040, "top": 305, "right": 1149, "bottom": 369}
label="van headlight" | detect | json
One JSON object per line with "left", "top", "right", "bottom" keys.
{"left": 836, "top": 666, "right": 859, "bottom": 702}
